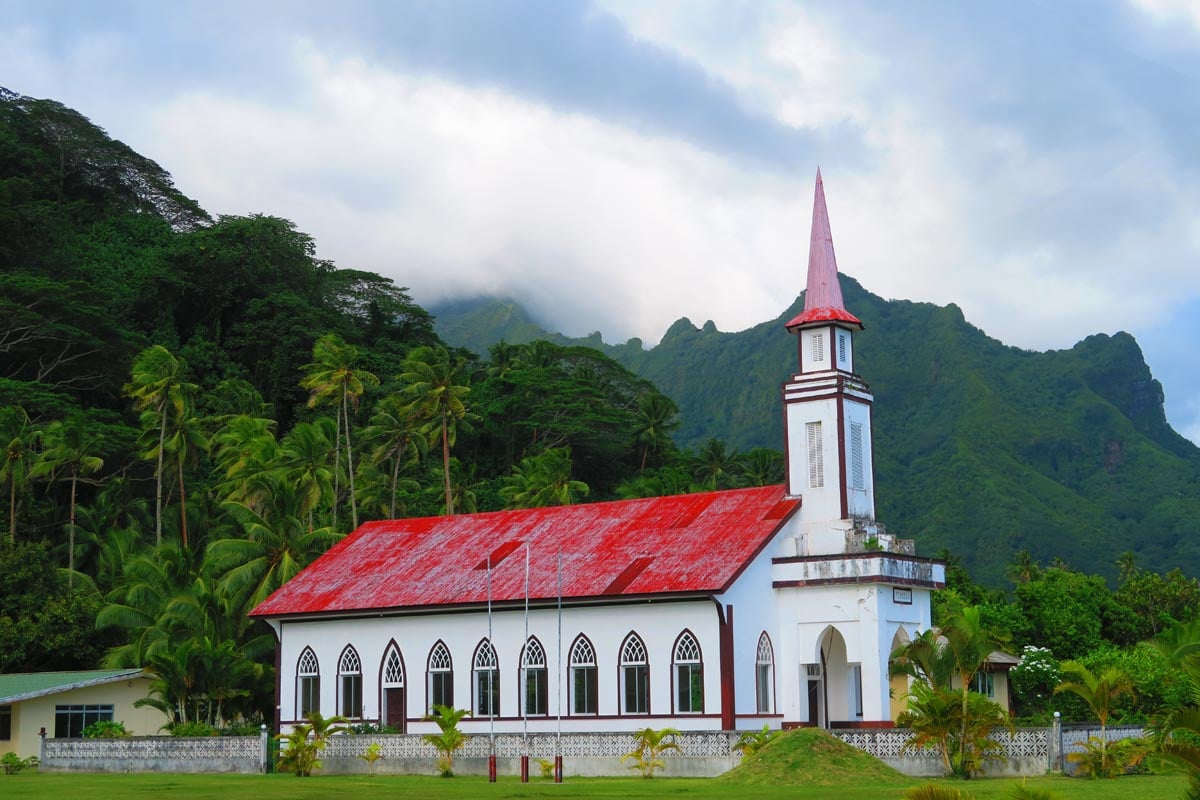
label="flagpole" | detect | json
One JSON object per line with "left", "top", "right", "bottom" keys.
{"left": 555, "top": 546, "right": 563, "bottom": 783}
{"left": 487, "top": 554, "right": 496, "bottom": 783}
{"left": 520, "top": 542, "right": 530, "bottom": 782}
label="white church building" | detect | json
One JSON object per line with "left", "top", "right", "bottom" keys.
{"left": 250, "top": 171, "right": 945, "bottom": 736}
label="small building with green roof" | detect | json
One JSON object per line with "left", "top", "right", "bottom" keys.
{"left": 0, "top": 669, "right": 166, "bottom": 759}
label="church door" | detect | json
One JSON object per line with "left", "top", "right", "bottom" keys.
{"left": 385, "top": 687, "right": 406, "bottom": 732}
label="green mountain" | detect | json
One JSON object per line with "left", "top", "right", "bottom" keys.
{"left": 432, "top": 286, "right": 1200, "bottom": 584}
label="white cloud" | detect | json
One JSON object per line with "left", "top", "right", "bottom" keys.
{"left": 1128, "top": 0, "right": 1200, "bottom": 35}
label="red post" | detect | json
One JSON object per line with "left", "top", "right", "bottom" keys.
{"left": 488, "top": 753, "right": 497, "bottom": 782}
{"left": 519, "top": 754, "right": 529, "bottom": 782}
{"left": 554, "top": 754, "right": 563, "bottom": 783}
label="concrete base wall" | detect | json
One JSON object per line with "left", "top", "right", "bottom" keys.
{"left": 319, "top": 754, "right": 735, "bottom": 778}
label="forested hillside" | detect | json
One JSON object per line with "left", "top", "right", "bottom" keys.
{"left": 433, "top": 283, "right": 1200, "bottom": 585}
{"left": 4, "top": 88, "right": 1199, "bottom": 733}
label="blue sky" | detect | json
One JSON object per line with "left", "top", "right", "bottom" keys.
{"left": 3, "top": 0, "right": 1200, "bottom": 443}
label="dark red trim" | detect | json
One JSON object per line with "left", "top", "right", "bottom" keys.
{"left": 670, "top": 628, "right": 705, "bottom": 716}
{"left": 719, "top": 605, "right": 735, "bottom": 730}
{"left": 335, "top": 643, "right": 363, "bottom": 720}
{"left": 836, "top": 394, "right": 848, "bottom": 519}
{"left": 781, "top": 381, "right": 793, "bottom": 493}
{"left": 755, "top": 631, "right": 776, "bottom": 715}
{"left": 378, "top": 639, "right": 408, "bottom": 732}
{"left": 274, "top": 638, "right": 283, "bottom": 732}
{"left": 773, "top": 576, "right": 946, "bottom": 589}
{"left": 783, "top": 390, "right": 874, "bottom": 406}
{"left": 471, "top": 637, "right": 499, "bottom": 719}
{"left": 566, "top": 633, "right": 598, "bottom": 717}
{"left": 425, "top": 639, "right": 453, "bottom": 714}
{"left": 517, "top": 636, "right": 550, "bottom": 718}
{"left": 830, "top": 720, "right": 895, "bottom": 729}
{"left": 867, "top": 402, "right": 877, "bottom": 510}
{"left": 736, "top": 713, "right": 784, "bottom": 719}
{"left": 617, "top": 631, "right": 651, "bottom": 717}
{"left": 829, "top": 324, "right": 838, "bottom": 367}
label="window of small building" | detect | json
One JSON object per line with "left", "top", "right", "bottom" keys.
{"left": 811, "top": 332, "right": 825, "bottom": 363}
{"left": 620, "top": 633, "right": 650, "bottom": 715}
{"left": 673, "top": 631, "right": 704, "bottom": 713}
{"left": 973, "top": 671, "right": 995, "bottom": 698}
{"left": 338, "top": 646, "right": 363, "bottom": 719}
{"left": 522, "top": 638, "right": 548, "bottom": 717}
{"left": 54, "top": 704, "right": 113, "bottom": 738}
{"left": 569, "top": 636, "right": 598, "bottom": 715}
{"left": 755, "top": 632, "right": 774, "bottom": 714}
{"left": 427, "top": 641, "right": 454, "bottom": 712}
{"left": 806, "top": 421, "right": 824, "bottom": 488}
{"left": 0, "top": 704, "right": 11, "bottom": 740}
{"left": 838, "top": 332, "right": 848, "bottom": 365}
{"left": 473, "top": 639, "right": 499, "bottom": 717}
{"left": 297, "top": 647, "right": 320, "bottom": 719}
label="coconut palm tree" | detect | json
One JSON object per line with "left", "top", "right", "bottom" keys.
{"left": 400, "top": 346, "right": 473, "bottom": 515}
{"left": 500, "top": 448, "right": 589, "bottom": 509}
{"left": 690, "top": 438, "right": 741, "bottom": 491}
{"left": 941, "top": 606, "right": 1009, "bottom": 778}
{"left": 300, "top": 333, "right": 379, "bottom": 530}
{"left": 363, "top": 395, "right": 428, "bottom": 518}
{"left": 632, "top": 392, "right": 679, "bottom": 473}
{"left": 0, "top": 406, "right": 33, "bottom": 541}
{"left": 125, "top": 345, "right": 195, "bottom": 546}
{"left": 279, "top": 419, "right": 336, "bottom": 533}
{"left": 31, "top": 413, "right": 104, "bottom": 581}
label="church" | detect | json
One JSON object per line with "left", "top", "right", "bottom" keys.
{"left": 250, "top": 171, "right": 945, "bottom": 735}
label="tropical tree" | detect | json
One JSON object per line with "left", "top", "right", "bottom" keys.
{"left": 210, "top": 414, "right": 279, "bottom": 511}
{"left": 897, "top": 680, "right": 961, "bottom": 775}
{"left": 1054, "top": 661, "right": 1134, "bottom": 775}
{"left": 0, "top": 406, "right": 33, "bottom": 541}
{"left": 739, "top": 448, "right": 784, "bottom": 487}
{"left": 31, "top": 413, "right": 104, "bottom": 580}
{"left": 499, "top": 448, "right": 589, "bottom": 509}
{"left": 156, "top": 407, "right": 208, "bottom": 549}
{"left": 300, "top": 333, "right": 379, "bottom": 530}
{"left": 422, "top": 704, "right": 471, "bottom": 776}
{"left": 690, "top": 438, "right": 741, "bottom": 491}
{"left": 631, "top": 392, "right": 679, "bottom": 472}
{"left": 125, "top": 345, "right": 195, "bottom": 546}
{"left": 941, "top": 606, "right": 1009, "bottom": 777}
{"left": 278, "top": 419, "right": 336, "bottom": 533}
{"left": 363, "top": 394, "right": 428, "bottom": 518}
{"left": 400, "top": 346, "right": 473, "bottom": 515}
{"left": 486, "top": 340, "right": 523, "bottom": 379}
{"left": 277, "top": 712, "right": 349, "bottom": 777}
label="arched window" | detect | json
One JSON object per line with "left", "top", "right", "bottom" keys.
{"left": 569, "top": 635, "right": 598, "bottom": 715}
{"left": 521, "top": 637, "right": 548, "bottom": 716}
{"left": 381, "top": 642, "right": 406, "bottom": 732}
{"left": 755, "top": 632, "right": 774, "bottom": 714}
{"left": 427, "top": 641, "right": 453, "bottom": 712}
{"left": 296, "top": 647, "right": 320, "bottom": 719}
{"left": 338, "top": 646, "right": 363, "bottom": 718}
{"left": 673, "top": 631, "right": 703, "bottom": 713}
{"left": 620, "top": 633, "right": 649, "bottom": 714}
{"left": 473, "top": 639, "right": 499, "bottom": 717}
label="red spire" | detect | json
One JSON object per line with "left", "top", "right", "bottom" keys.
{"left": 785, "top": 168, "right": 862, "bottom": 331}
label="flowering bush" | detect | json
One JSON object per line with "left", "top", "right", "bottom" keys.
{"left": 1010, "top": 645, "right": 1059, "bottom": 720}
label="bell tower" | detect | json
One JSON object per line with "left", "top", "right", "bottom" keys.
{"left": 782, "top": 169, "right": 876, "bottom": 529}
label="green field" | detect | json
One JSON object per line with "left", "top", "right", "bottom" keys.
{"left": 0, "top": 773, "right": 1188, "bottom": 800}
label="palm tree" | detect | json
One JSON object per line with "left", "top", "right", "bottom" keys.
{"left": 632, "top": 392, "right": 679, "bottom": 472}
{"left": 486, "top": 340, "right": 523, "bottom": 379}
{"left": 158, "top": 409, "right": 208, "bottom": 549}
{"left": 211, "top": 415, "right": 280, "bottom": 511}
{"left": 1054, "top": 661, "right": 1134, "bottom": 774}
{"left": 622, "top": 726, "right": 680, "bottom": 778}
{"left": 0, "top": 406, "right": 33, "bottom": 541}
{"left": 279, "top": 419, "right": 336, "bottom": 533}
{"left": 422, "top": 705, "right": 471, "bottom": 776}
{"left": 739, "top": 448, "right": 784, "bottom": 487}
{"left": 363, "top": 395, "right": 428, "bottom": 518}
{"left": 897, "top": 680, "right": 961, "bottom": 775}
{"left": 300, "top": 333, "right": 379, "bottom": 530}
{"left": 499, "top": 448, "right": 589, "bottom": 508}
{"left": 690, "top": 438, "right": 741, "bottom": 491}
{"left": 1006, "top": 550, "right": 1041, "bottom": 584}
{"left": 941, "top": 606, "right": 1008, "bottom": 778}
{"left": 400, "top": 346, "right": 473, "bottom": 515}
{"left": 31, "top": 413, "right": 104, "bottom": 581}
{"left": 125, "top": 345, "right": 195, "bottom": 546}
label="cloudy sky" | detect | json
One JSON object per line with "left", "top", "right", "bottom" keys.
{"left": 4, "top": 0, "right": 1200, "bottom": 442}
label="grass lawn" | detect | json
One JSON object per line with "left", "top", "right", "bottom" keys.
{"left": 0, "top": 772, "right": 1189, "bottom": 800}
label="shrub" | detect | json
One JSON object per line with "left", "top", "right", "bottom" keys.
{"left": 733, "top": 725, "right": 780, "bottom": 757}
{"left": 350, "top": 722, "right": 401, "bottom": 734}
{"left": 357, "top": 742, "right": 384, "bottom": 776}
{"left": 2, "top": 752, "right": 39, "bottom": 775}
{"left": 621, "top": 727, "right": 680, "bottom": 778}
{"left": 82, "top": 720, "right": 130, "bottom": 738}
{"left": 903, "top": 784, "right": 974, "bottom": 800}
{"left": 169, "top": 721, "right": 217, "bottom": 736}
{"left": 1067, "top": 735, "right": 1150, "bottom": 778}
{"left": 421, "top": 705, "right": 470, "bottom": 777}
{"left": 535, "top": 757, "right": 556, "bottom": 779}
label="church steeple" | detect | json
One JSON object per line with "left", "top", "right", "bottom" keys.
{"left": 781, "top": 170, "right": 875, "bottom": 521}
{"left": 785, "top": 168, "right": 862, "bottom": 332}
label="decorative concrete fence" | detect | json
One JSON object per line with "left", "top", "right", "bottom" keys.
{"left": 1056, "top": 724, "right": 1144, "bottom": 776}
{"left": 41, "top": 734, "right": 267, "bottom": 773}
{"left": 321, "top": 731, "right": 740, "bottom": 777}
{"left": 37, "top": 724, "right": 1148, "bottom": 778}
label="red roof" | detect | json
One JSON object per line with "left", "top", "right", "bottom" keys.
{"left": 785, "top": 168, "right": 862, "bottom": 332}
{"left": 250, "top": 486, "right": 798, "bottom": 618}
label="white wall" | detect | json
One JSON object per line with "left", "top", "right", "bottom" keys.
{"left": 278, "top": 599, "right": 724, "bottom": 734}
{"left": 843, "top": 398, "right": 875, "bottom": 518}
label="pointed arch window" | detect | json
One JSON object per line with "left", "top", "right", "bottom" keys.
{"left": 427, "top": 641, "right": 454, "bottom": 712}
{"left": 673, "top": 631, "right": 703, "bottom": 714}
{"left": 338, "top": 646, "right": 363, "bottom": 719}
{"left": 569, "top": 636, "right": 598, "bottom": 715}
{"left": 381, "top": 643, "right": 407, "bottom": 732}
{"left": 755, "top": 633, "right": 775, "bottom": 714}
{"left": 296, "top": 647, "right": 320, "bottom": 719}
{"left": 473, "top": 639, "right": 499, "bottom": 717}
{"left": 620, "top": 633, "right": 649, "bottom": 714}
{"left": 522, "top": 638, "right": 548, "bottom": 716}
